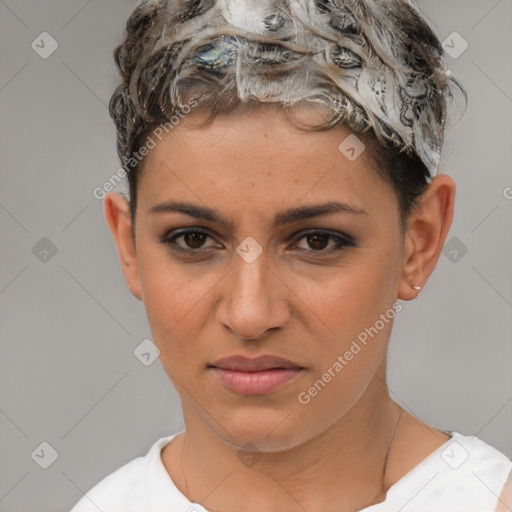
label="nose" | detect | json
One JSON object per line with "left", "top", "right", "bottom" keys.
{"left": 215, "top": 249, "right": 290, "bottom": 341}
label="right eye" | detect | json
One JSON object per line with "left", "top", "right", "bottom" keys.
{"left": 160, "top": 228, "right": 222, "bottom": 255}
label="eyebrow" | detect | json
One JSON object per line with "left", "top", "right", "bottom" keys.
{"left": 148, "top": 200, "right": 367, "bottom": 228}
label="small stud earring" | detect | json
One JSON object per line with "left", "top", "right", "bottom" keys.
{"left": 413, "top": 285, "right": 422, "bottom": 291}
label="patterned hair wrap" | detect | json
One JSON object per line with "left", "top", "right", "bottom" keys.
{"left": 115, "top": 0, "right": 465, "bottom": 176}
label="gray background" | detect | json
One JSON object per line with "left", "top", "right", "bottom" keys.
{"left": 0, "top": 1, "right": 511, "bottom": 511}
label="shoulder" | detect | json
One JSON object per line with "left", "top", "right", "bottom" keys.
{"left": 447, "top": 432, "right": 512, "bottom": 480}
{"left": 386, "top": 431, "right": 512, "bottom": 512}
{"left": 69, "top": 434, "right": 179, "bottom": 512}
{"left": 495, "top": 468, "right": 512, "bottom": 512}
{"left": 432, "top": 432, "right": 510, "bottom": 509}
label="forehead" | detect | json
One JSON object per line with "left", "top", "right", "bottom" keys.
{"left": 137, "top": 105, "right": 394, "bottom": 218}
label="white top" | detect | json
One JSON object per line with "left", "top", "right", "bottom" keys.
{"left": 70, "top": 430, "right": 512, "bottom": 512}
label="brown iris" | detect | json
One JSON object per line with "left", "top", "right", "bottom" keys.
{"left": 307, "top": 234, "right": 329, "bottom": 250}
{"left": 184, "top": 232, "right": 208, "bottom": 249}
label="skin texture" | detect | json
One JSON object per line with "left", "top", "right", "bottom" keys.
{"left": 496, "top": 470, "right": 512, "bottom": 511}
{"left": 104, "top": 105, "right": 456, "bottom": 512}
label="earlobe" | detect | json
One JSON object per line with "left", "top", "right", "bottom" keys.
{"left": 398, "top": 174, "right": 456, "bottom": 301}
{"left": 103, "top": 192, "right": 143, "bottom": 301}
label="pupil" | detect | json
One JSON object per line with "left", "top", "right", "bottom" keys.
{"left": 185, "top": 233, "right": 206, "bottom": 248}
{"left": 308, "top": 234, "right": 328, "bottom": 250}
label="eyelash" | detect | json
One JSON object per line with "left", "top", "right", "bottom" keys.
{"left": 159, "top": 228, "right": 356, "bottom": 258}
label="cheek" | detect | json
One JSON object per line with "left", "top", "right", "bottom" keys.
{"left": 136, "top": 248, "right": 217, "bottom": 364}
{"left": 303, "top": 249, "right": 401, "bottom": 339}
{"left": 299, "top": 239, "right": 402, "bottom": 378}
{"left": 295, "top": 271, "right": 398, "bottom": 422}
{"left": 303, "top": 275, "right": 393, "bottom": 370}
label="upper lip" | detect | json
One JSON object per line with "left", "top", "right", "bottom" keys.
{"left": 209, "top": 355, "right": 304, "bottom": 372}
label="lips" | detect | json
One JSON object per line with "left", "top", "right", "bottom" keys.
{"left": 209, "top": 355, "right": 303, "bottom": 372}
{"left": 208, "top": 355, "right": 305, "bottom": 395}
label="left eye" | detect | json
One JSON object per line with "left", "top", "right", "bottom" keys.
{"left": 293, "top": 231, "right": 355, "bottom": 254}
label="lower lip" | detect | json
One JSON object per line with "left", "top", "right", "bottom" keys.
{"left": 210, "top": 367, "right": 303, "bottom": 395}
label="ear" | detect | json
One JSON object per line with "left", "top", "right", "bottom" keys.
{"left": 103, "top": 192, "right": 143, "bottom": 301}
{"left": 398, "top": 174, "right": 456, "bottom": 301}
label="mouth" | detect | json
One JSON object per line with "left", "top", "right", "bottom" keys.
{"left": 208, "top": 355, "right": 305, "bottom": 395}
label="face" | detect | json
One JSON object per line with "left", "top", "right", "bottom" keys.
{"left": 129, "top": 106, "right": 406, "bottom": 451}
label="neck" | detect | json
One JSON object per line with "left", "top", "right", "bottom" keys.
{"left": 164, "top": 370, "right": 404, "bottom": 512}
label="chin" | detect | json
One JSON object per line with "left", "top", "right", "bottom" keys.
{"left": 210, "top": 407, "right": 320, "bottom": 453}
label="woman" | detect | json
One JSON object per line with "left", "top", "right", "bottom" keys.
{"left": 70, "top": 0, "right": 512, "bottom": 510}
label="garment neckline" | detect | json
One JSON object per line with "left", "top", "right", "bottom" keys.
{"left": 359, "top": 429, "right": 457, "bottom": 510}
{"left": 154, "top": 429, "right": 458, "bottom": 511}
